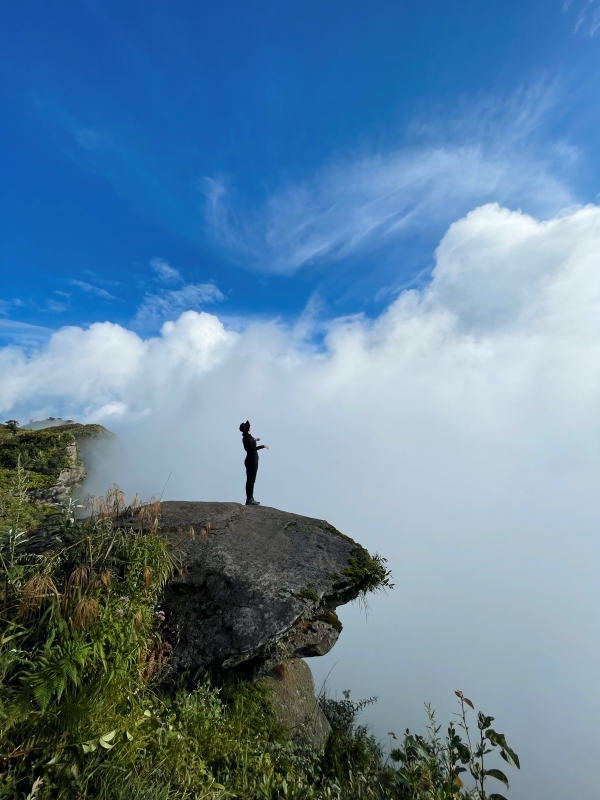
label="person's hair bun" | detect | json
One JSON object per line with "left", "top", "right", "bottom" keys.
{"left": 239, "top": 420, "right": 250, "bottom": 433}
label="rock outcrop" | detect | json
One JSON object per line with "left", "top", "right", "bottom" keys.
{"left": 35, "top": 439, "right": 87, "bottom": 503}
{"left": 265, "top": 659, "right": 331, "bottom": 750}
{"left": 33, "top": 424, "right": 114, "bottom": 503}
{"left": 158, "top": 501, "right": 385, "bottom": 679}
{"left": 0, "top": 422, "right": 114, "bottom": 505}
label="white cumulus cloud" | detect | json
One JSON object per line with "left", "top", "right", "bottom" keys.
{"left": 0, "top": 203, "right": 599, "bottom": 799}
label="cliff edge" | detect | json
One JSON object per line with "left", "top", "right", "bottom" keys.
{"left": 155, "top": 501, "right": 389, "bottom": 681}
{"left": 148, "top": 500, "right": 390, "bottom": 749}
{"left": 0, "top": 421, "right": 113, "bottom": 504}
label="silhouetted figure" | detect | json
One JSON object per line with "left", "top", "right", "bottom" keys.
{"left": 239, "top": 420, "right": 269, "bottom": 505}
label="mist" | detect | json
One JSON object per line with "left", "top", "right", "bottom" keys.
{"left": 2, "top": 202, "right": 599, "bottom": 799}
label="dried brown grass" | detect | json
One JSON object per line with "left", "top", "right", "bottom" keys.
{"left": 66, "top": 565, "right": 90, "bottom": 594}
{"left": 143, "top": 566, "right": 153, "bottom": 597}
{"left": 105, "top": 483, "right": 126, "bottom": 515}
{"left": 143, "top": 640, "right": 173, "bottom": 679}
{"left": 19, "top": 574, "right": 59, "bottom": 617}
{"left": 84, "top": 483, "right": 129, "bottom": 519}
{"left": 99, "top": 570, "right": 111, "bottom": 588}
{"left": 73, "top": 596, "right": 99, "bottom": 629}
{"left": 200, "top": 523, "right": 211, "bottom": 542}
{"left": 137, "top": 496, "right": 161, "bottom": 528}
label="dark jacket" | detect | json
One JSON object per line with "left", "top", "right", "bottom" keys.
{"left": 242, "top": 432, "right": 265, "bottom": 467}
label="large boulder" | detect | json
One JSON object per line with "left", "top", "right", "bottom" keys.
{"left": 265, "top": 658, "right": 331, "bottom": 751}
{"left": 158, "top": 501, "right": 387, "bottom": 678}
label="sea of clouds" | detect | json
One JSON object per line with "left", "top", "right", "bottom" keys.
{"left": 1, "top": 202, "right": 599, "bottom": 799}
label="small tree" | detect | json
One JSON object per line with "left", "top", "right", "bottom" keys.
{"left": 4, "top": 420, "right": 20, "bottom": 436}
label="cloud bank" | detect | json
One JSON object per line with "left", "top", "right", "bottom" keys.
{"left": 1, "top": 203, "right": 599, "bottom": 799}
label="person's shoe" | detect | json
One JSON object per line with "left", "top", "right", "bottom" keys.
{"left": 245, "top": 498, "right": 260, "bottom": 506}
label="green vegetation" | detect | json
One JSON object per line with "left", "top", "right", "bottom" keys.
{"left": 0, "top": 425, "right": 81, "bottom": 532}
{"left": 45, "top": 422, "right": 114, "bottom": 443}
{"left": 0, "top": 443, "right": 519, "bottom": 800}
{"left": 341, "top": 548, "right": 394, "bottom": 599}
{"left": 0, "top": 421, "right": 113, "bottom": 532}
{"left": 318, "top": 690, "right": 520, "bottom": 800}
{"left": 298, "top": 586, "right": 320, "bottom": 603}
{"left": 317, "top": 609, "right": 343, "bottom": 634}
{"left": 0, "top": 427, "right": 74, "bottom": 483}
{"left": 0, "top": 457, "right": 54, "bottom": 534}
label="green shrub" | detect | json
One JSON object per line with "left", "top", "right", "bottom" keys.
{"left": 319, "top": 690, "right": 397, "bottom": 798}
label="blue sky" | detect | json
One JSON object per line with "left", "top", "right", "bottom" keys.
{"left": 1, "top": 0, "right": 599, "bottom": 342}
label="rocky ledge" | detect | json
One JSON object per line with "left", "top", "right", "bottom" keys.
{"left": 157, "top": 501, "right": 389, "bottom": 680}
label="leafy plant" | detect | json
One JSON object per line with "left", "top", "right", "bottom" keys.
{"left": 390, "top": 691, "right": 520, "bottom": 800}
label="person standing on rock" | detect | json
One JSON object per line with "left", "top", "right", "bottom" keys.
{"left": 239, "top": 420, "right": 268, "bottom": 506}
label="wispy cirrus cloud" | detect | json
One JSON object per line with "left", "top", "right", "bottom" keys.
{"left": 44, "top": 299, "right": 71, "bottom": 314}
{"left": 134, "top": 282, "right": 224, "bottom": 329}
{"left": 564, "top": 0, "right": 600, "bottom": 36}
{"left": 0, "top": 318, "right": 53, "bottom": 348}
{"left": 71, "top": 280, "right": 116, "bottom": 300}
{"left": 73, "top": 128, "right": 115, "bottom": 151}
{"left": 203, "top": 85, "right": 576, "bottom": 275}
{"left": 1, "top": 294, "right": 70, "bottom": 318}
{"left": 80, "top": 271, "right": 121, "bottom": 288}
{"left": 150, "top": 257, "right": 183, "bottom": 283}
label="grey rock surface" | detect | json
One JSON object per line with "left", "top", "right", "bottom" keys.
{"left": 265, "top": 658, "right": 331, "bottom": 750}
{"left": 32, "top": 441, "right": 86, "bottom": 503}
{"left": 158, "top": 501, "right": 367, "bottom": 677}
{"left": 51, "top": 441, "right": 87, "bottom": 502}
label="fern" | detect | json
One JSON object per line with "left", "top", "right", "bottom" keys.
{"left": 26, "top": 639, "right": 92, "bottom": 711}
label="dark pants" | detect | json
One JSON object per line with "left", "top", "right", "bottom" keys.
{"left": 245, "top": 459, "right": 258, "bottom": 501}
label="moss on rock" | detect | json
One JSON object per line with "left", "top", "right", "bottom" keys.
{"left": 317, "top": 609, "right": 343, "bottom": 634}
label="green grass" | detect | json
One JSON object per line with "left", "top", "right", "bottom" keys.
{"left": 341, "top": 547, "right": 394, "bottom": 597}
